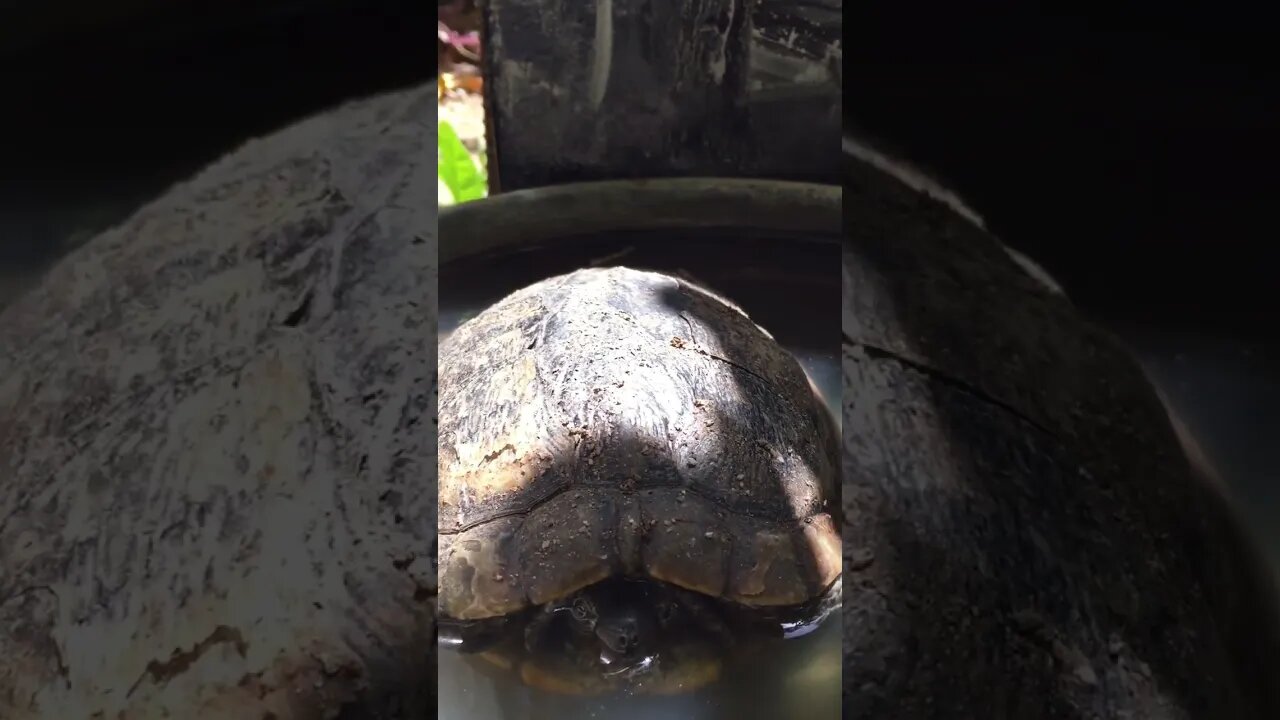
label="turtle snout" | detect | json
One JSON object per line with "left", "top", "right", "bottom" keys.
{"left": 615, "top": 628, "right": 640, "bottom": 654}
{"left": 598, "top": 618, "right": 642, "bottom": 656}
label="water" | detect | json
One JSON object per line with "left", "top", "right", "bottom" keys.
{"left": 437, "top": 614, "right": 840, "bottom": 720}
{"left": 438, "top": 306, "right": 842, "bottom": 720}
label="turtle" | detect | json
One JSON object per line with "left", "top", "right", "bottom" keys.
{"left": 0, "top": 83, "right": 436, "bottom": 719}
{"left": 437, "top": 266, "right": 842, "bottom": 695}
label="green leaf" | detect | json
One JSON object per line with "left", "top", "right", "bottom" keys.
{"left": 438, "top": 120, "right": 487, "bottom": 204}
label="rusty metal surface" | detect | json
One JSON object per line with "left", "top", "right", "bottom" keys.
{"left": 482, "top": 0, "right": 841, "bottom": 191}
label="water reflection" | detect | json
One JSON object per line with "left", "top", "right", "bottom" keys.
{"left": 437, "top": 309, "right": 841, "bottom": 720}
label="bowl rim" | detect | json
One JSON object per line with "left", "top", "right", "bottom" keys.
{"left": 438, "top": 178, "right": 841, "bottom": 264}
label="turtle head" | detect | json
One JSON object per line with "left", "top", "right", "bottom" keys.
{"left": 565, "top": 582, "right": 657, "bottom": 663}
{"left": 515, "top": 579, "right": 731, "bottom": 695}
{"left": 594, "top": 598, "right": 649, "bottom": 659}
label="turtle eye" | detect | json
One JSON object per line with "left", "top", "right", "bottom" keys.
{"left": 571, "top": 598, "right": 594, "bottom": 621}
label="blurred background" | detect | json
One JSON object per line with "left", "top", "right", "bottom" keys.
{"left": 1, "top": 2, "right": 1275, "bottom": 568}
{"left": 850, "top": 7, "right": 1279, "bottom": 564}
{"left": 0, "top": 0, "right": 426, "bottom": 306}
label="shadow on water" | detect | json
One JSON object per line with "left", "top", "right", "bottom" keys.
{"left": 841, "top": 157, "right": 1280, "bottom": 718}
{"left": 439, "top": 243, "right": 840, "bottom": 720}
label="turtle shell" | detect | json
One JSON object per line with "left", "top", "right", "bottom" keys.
{"left": 0, "top": 85, "right": 435, "bottom": 719}
{"left": 839, "top": 144, "right": 1280, "bottom": 717}
{"left": 438, "top": 266, "right": 840, "bottom": 621}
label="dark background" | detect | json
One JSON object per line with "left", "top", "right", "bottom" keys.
{"left": 1, "top": 4, "right": 1275, "bottom": 556}
{"left": 0, "top": 1, "right": 426, "bottom": 304}
{"left": 850, "top": 12, "right": 1276, "bottom": 341}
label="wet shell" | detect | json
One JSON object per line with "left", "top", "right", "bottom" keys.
{"left": 437, "top": 267, "right": 840, "bottom": 621}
